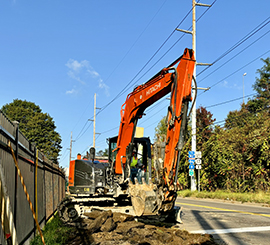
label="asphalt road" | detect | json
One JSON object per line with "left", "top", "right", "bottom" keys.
{"left": 175, "top": 197, "right": 270, "bottom": 245}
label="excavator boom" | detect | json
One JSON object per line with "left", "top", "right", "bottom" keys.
{"left": 115, "top": 48, "right": 195, "bottom": 175}
{"left": 114, "top": 48, "right": 195, "bottom": 216}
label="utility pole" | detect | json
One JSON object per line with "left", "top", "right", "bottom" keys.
{"left": 92, "top": 93, "right": 101, "bottom": 148}
{"left": 177, "top": 0, "right": 212, "bottom": 191}
{"left": 93, "top": 94, "right": 96, "bottom": 148}
{"left": 190, "top": 0, "right": 197, "bottom": 191}
{"left": 69, "top": 131, "right": 73, "bottom": 164}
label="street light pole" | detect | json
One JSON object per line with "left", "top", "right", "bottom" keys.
{"left": 243, "top": 73, "right": 247, "bottom": 104}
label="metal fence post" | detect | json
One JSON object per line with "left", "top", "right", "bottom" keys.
{"left": 13, "top": 121, "right": 19, "bottom": 229}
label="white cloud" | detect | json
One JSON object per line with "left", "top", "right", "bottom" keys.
{"left": 66, "top": 88, "right": 78, "bottom": 95}
{"left": 66, "top": 59, "right": 89, "bottom": 72}
{"left": 222, "top": 80, "right": 228, "bottom": 87}
{"left": 65, "top": 58, "right": 110, "bottom": 96}
{"left": 87, "top": 69, "right": 99, "bottom": 78}
{"left": 222, "top": 80, "right": 241, "bottom": 90}
{"left": 98, "top": 79, "right": 110, "bottom": 97}
{"left": 67, "top": 70, "right": 85, "bottom": 85}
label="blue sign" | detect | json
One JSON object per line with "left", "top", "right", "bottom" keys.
{"left": 188, "top": 151, "right": 195, "bottom": 158}
{"left": 189, "top": 165, "right": 195, "bottom": 169}
{"left": 189, "top": 159, "right": 195, "bottom": 164}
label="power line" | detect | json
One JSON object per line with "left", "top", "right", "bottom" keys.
{"left": 199, "top": 29, "right": 270, "bottom": 84}
{"left": 99, "top": 126, "right": 119, "bottom": 135}
{"left": 197, "top": 16, "right": 270, "bottom": 80}
{"left": 205, "top": 93, "right": 256, "bottom": 109}
{"left": 198, "top": 49, "right": 270, "bottom": 96}
{"left": 113, "top": 0, "right": 217, "bottom": 101}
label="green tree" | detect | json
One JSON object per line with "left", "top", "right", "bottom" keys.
{"left": 1, "top": 99, "right": 62, "bottom": 163}
{"left": 96, "top": 148, "right": 109, "bottom": 157}
{"left": 154, "top": 116, "right": 167, "bottom": 142}
{"left": 196, "top": 106, "right": 216, "bottom": 149}
{"left": 247, "top": 57, "right": 270, "bottom": 113}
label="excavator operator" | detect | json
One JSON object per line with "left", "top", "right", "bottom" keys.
{"left": 130, "top": 150, "right": 139, "bottom": 183}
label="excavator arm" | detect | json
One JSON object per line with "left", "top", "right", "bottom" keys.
{"left": 115, "top": 48, "right": 195, "bottom": 173}
{"left": 114, "top": 48, "right": 195, "bottom": 216}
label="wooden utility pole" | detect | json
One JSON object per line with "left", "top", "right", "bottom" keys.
{"left": 93, "top": 94, "right": 96, "bottom": 148}
{"left": 69, "top": 131, "right": 73, "bottom": 164}
{"left": 90, "top": 93, "right": 100, "bottom": 148}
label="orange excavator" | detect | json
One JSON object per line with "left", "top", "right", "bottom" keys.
{"left": 58, "top": 48, "right": 195, "bottom": 223}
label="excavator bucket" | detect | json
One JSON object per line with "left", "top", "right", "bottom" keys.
{"left": 128, "top": 178, "right": 162, "bottom": 216}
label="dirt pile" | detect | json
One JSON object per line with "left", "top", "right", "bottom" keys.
{"left": 66, "top": 210, "right": 217, "bottom": 245}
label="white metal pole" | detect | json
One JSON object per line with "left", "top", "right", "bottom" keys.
{"left": 191, "top": 0, "right": 197, "bottom": 191}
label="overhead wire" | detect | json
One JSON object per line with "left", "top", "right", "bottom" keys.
{"left": 198, "top": 49, "right": 270, "bottom": 96}
{"left": 197, "top": 16, "right": 270, "bottom": 80}
{"left": 205, "top": 93, "right": 256, "bottom": 109}
{"left": 198, "top": 28, "right": 270, "bottom": 84}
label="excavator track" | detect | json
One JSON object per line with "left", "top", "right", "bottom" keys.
{"left": 58, "top": 197, "right": 81, "bottom": 224}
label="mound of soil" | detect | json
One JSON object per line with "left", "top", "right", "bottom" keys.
{"left": 65, "top": 210, "right": 217, "bottom": 245}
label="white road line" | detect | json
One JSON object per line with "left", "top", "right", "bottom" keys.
{"left": 191, "top": 226, "right": 270, "bottom": 234}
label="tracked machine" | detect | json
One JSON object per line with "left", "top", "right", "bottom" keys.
{"left": 58, "top": 48, "right": 196, "bottom": 224}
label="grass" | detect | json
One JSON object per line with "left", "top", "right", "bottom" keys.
{"left": 178, "top": 189, "right": 270, "bottom": 205}
{"left": 30, "top": 213, "right": 75, "bottom": 245}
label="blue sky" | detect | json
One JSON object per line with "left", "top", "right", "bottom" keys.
{"left": 0, "top": 0, "right": 269, "bottom": 168}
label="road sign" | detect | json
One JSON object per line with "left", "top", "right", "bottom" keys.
{"left": 195, "top": 159, "right": 202, "bottom": 165}
{"left": 189, "top": 165, "right": 195, "bottom": 169}
{"left": 189, "top": 159, "right": 195, "bottom": 164}
{"left": 188, "top": 151, "right": 195, "bottom": 158}
{"left": 189, "top": 169, "right": 194, "bottom": 176}
{"left": 195, "top": 151, "right": 202, "bottom": 159}
{"left": 196, "top": 165, "right": 202, "bottom": 170}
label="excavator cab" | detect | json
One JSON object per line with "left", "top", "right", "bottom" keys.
{"left": 108, "top": 136, "right": 152, "bottom": 184}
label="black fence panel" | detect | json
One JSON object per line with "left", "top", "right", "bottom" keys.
{"left": 0, "top": 110, "right": 65, "bottom": 245}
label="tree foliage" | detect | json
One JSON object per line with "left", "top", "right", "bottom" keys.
{"left": 248, "top": 57, "right": 270, "bottom": 112}
{"left": 154, "top": 116, "right": 167, "bottom": 142}
{"left": 154, "top": 106, "right": 216, "bottom": 189}
{"left": 196, "top": 106, "right": 216, "bottom": 149}
{"left": 201, "top": 58, "right": 270, "bottom": 192}
{"left": 1, "top": 99, "right": 62, "bottom": 163}
{"left": 96, "top": 148, "right": 109, "bottom": 157}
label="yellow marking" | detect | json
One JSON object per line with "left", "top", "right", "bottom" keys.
{"left": 176, "top": 202, "right": 270, "bottom": 218}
